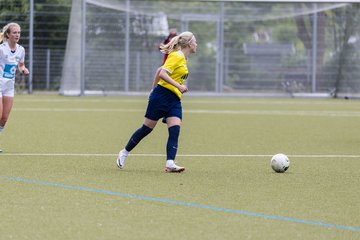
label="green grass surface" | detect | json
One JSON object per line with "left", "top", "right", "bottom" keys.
{"left": 0, "top": 94, "right": 359, "bottom": 240}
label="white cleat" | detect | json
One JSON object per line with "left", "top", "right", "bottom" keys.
{"left": 165, "top": 163, "right": 185, "bottom": 173}
{"left": 116, "top": 149, "right": 128, "bottom": 169}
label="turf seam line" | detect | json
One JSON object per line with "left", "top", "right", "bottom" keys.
{"left": 1, "top": 175, "right": 359, "bottom": 232}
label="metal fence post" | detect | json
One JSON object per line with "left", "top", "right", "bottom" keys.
{"left": 124, "top": 0, "right": 130, "bottom": 92}
{"left": 311, "top": 3, "right": 318, "bottom": 93}
{"left": 216, "top": 2, "right": 224, "bottom": 93}
{"left": 28, "top": 0, "right": 34, "bottom": 94}
{"left": 46, "top": 49, "right": 50, "bottom": 89}
{"left": 80, "top": 0, "right": 86, "bottom": 95}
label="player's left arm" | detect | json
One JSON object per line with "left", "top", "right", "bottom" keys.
{"left": 18, "top": 62, "right": 29, "bottom": 75}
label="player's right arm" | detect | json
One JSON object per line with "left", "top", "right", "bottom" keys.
{"left": 159, "top": 68, "right": 188, "bottom": 93}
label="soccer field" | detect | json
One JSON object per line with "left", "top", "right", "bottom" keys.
{"left": 1, "top": 94, "right": 359, "bottom": 240}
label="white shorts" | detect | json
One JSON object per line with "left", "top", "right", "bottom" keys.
{"left": 0, "top": 79, "right": 15, "bottom": 97}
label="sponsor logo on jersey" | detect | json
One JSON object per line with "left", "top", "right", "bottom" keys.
{"left": 3, "top": 64, "right": 17, "bottom": 79}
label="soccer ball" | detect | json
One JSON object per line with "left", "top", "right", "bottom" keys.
{"left": 271, "top": 153, "right": 290, "bottom": 173}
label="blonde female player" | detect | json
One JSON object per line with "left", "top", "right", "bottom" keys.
{"left": 116, "top": 31, "right": 197, "bottom": 172}
{"left": 0, "top": 23, "right": 29, "bottom": 152}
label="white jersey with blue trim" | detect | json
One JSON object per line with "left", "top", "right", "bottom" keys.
{"left": 0, "top": 42, "right": 25, "bottom": 81}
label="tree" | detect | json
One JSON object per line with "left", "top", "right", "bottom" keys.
{"left": 294, "top": 3, "right": 326, "bottom": 76}
{"left": 333, "top": 4, "right": 360, "bottom": 97}
{"left": 0, "top": 0, "right": 29, "bottom": 23}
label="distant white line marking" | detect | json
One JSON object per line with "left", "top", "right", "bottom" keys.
{"left": 13, "top": 108, "right": 360, "bottom": 117}
{"left": 14, "top": 98, "right": 354, "bottom": 106}
{"left": 1, "top": 153, "right": 359, "bottom": 158}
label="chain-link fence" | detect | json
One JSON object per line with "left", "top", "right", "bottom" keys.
{"left": 2, "top": 1, "right": 360, "bottom": 97}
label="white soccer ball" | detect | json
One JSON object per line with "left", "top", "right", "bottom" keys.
{"left": 271, "top": 153, "right": 290, "bottom": 173}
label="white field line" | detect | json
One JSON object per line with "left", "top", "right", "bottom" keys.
{"left": 13, "top": 107, "right": 360, "bottom": 117}
{"left": 1, "top": 153, "right": 360, "bottom": 158}
{"left": 14, "top": 98, "right": 356, "bottom": 106}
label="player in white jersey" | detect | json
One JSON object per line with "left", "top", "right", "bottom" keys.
{"left": 0, "top": 23, "right": 29, "bottom": 152}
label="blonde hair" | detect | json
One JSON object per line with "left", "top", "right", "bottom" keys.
{"left": 160, "top": 31, "right": 194, "bottom": 54}
{"left": 0, "top": 22, "right": 21, "bottom": 43}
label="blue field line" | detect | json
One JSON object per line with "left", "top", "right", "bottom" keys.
{"left": 1, "top": 175, "right": 359, "bottom": 232}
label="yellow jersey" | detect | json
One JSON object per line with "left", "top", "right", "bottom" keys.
{"left": 158, "top": 50, "right": 188, "bottom": 100}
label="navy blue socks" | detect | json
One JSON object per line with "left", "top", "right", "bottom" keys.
{"left": 167, "top": 125, "right": 180, "bottom": 160}
{"left": 125, "top": 124, "right": 153, "bottom": 152}
{"left": 124, "top": 124, "right": 180, "bottom": 160}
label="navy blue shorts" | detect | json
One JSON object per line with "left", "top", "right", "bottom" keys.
{"left": 145, "top": 85, "right": 182, "bottom": 121}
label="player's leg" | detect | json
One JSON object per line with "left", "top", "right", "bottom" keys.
{"left": 0, "top": 97, "right": 3, "bottom": 152}
{"left": 0, "top": 97, "right": 3, "bottom": 132}
{"left": 116, "top": 86, "right": 164, "bottom": 169}
{"left": 0, "top": 96, "right": 14, "bottom": 128}
{"left": 125, "top": 118, "right": 157, "bottom": 152}
{"left": 165, "top": 116, "right": 185, "bottom": 173}
{"left": 116, "top": 118, "right": 157, "bottom": 169}
{"left": 0, "top": 96, "right": 14, "bottom": 153}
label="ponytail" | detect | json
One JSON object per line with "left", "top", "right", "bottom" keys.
{"left": 160, "top": 31, "right": 194, "bottom": 54}
{"left": 0, "top": 32, "right": 4, "bottom": 43}
{"left": 160, "top": 35, "right": 180, "bottom": 54}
